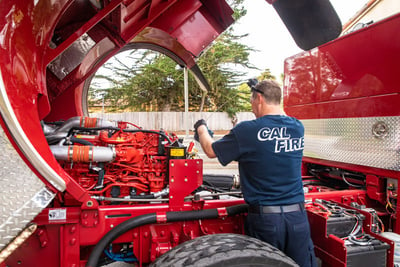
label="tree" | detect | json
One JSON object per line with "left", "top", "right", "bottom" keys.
{"left": 88, "top": 0, "right": 271, "bottom": 116}
{"left": 259, "top": 69, "right": 276, "bottom": 81}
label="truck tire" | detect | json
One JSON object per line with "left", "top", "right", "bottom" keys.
{"left": 150, "top": 233, "right": 298, "bottom": 267}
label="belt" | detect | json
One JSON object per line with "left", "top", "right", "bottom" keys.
{"left": 248, "top": 203, "right": 304, "bottom": 214}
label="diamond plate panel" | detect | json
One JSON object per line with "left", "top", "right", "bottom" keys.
{"left": 0, "top": 130, "right": 55, "bottom": 250}
{"left": 302, "top": 116, "right": 400, "bottom": 171}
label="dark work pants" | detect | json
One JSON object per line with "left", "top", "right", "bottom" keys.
{"left": 246, "top": 208, "right": 317, "bottom": 267}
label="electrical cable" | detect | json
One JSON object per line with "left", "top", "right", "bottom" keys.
{"left": 341, "top": 173, "right": 363, "bottom": 188}
{"left": 347, "top": 235, "right": 373, "bottom": 246}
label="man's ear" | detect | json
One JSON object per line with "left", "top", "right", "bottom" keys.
{"left": 256, "top": 93, "right": 264, "bottom": 103}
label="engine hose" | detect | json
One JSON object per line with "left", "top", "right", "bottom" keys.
{"left": 67, "top": 127, "right": 173, "bottom": 144}
{"left": 69, "top": 137, "right": 94, "bottom": 146}
{"left": 67, "top": 126, "right": 121, "bottom": 137}
{"left": 85, "top": 204, "right": 249, "bottom": 267}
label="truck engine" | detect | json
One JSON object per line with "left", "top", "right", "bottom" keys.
{"left": 45, "top": 117, "right": 179, "bottom": 203}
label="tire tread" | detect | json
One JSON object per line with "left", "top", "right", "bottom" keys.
{"left": 150, "top": 234, "right": 298, "bottom": 267}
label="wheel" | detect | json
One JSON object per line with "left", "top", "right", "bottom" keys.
{"left": 150, "top": 233, "right": 298, "bottom": 267}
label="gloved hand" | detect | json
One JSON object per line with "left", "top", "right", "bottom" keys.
{"left": 194, "top": 119, "right": 207, "bottom": 131}
{"left": 193, "top": 119, "right": 214, "bottom": 142}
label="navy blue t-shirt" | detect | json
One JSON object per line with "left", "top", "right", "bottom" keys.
{"left": 212, "top": 115, "right": 305, "bottom": 206}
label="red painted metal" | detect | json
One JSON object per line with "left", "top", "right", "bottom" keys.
{"left": 4, "top": 199, "right": 245, "bottom": 266}
{"left": 307, "top": 210, "right": 348, "bottom": 266}
{"left": 283, "top": 9, "right": 400, "bottom": 267}
{"left": 366, "top": 175, "right": 386, "bottom": 204}
{"left": 156, "top": 212, "right": 167, "bottom": 223}
{"left": 0, "top": 1, "right": 241, "bottom": 265}
{"left": 0, "top": 0, "right": 399, "bottom": 266}
{"left": 0, "top": 0, "right": 233, "bottom": 199}
{"left": 217, "top": 207, "right": 228, "bottom": 218}
{"left": 150, "top": 0, "right": 233, "bottom": 56}
{"left": 131, "top": 27, "right": 197, "bottom": 68}
{"left": 305, "top": 189, "right": 368, "bottom": 206}
{"left": 284, "top": 13, "right": 400, "bottom": 119}
{"left": 169, "top": 159, "right": 203, "bottom": 211}
{"left": 306, "top": 201, "right": 395, "bottom": 267}
{"left": 44, "top": 0, "right": 124, "bottom": 65}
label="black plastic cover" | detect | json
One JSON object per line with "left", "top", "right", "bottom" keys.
{"left": 273, "top": 0, "right": 342, "bottom": 50}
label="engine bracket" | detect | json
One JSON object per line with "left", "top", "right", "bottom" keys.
{"left": 168, "top": 159, "right": 203, "bottom": 211}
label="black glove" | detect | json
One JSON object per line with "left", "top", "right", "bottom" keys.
{"left": 193, "top": 119, "right": 214, "bottom": 142}
{"left": 194, "top": 119, "right": 207, "bottom": 131}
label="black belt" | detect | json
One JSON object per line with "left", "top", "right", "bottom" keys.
{"left": 248, "top": 203, "right": 304, "bottom": 214}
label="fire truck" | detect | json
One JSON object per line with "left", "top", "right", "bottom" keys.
{"left": 0, "top": 0, "right": 399, "bottom": 266}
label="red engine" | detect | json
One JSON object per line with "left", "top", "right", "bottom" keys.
{"left": 45, "top": 117, "right": 182, "bottom": 204}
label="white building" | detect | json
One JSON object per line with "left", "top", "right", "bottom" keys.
{"left": 342, "top": 0, "right": 400, "bottom": 34}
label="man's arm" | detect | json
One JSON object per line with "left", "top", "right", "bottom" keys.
{"left": 197, "top": 125, "right": 217, "bottom": 158}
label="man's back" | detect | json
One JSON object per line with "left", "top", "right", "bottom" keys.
{"left": 195, "top": 79, "right": 317, "bottom": 267}
{"left": 212, "top": 114, "right": 305, "bottom": 205}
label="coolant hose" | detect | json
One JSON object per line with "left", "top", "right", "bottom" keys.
{"left": 50, "top": 145, "right": 115, "bottom": 163}
{"left": 86, "top": 204, "right": 249, "bottom": 267}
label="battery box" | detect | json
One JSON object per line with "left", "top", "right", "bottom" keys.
{"left": 306, "top": 201, "right": 390, "bottom": 267}
{"left": 327, "top": 214, "right": 361, "bottom": 238}
{"left": 347, "top": 238, "right": 390, "bottom": 267}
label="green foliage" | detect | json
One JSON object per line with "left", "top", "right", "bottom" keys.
{"left": 259, "top": 69, "right": 276, "bottom": 81}
{"left": 89, "top": 38, "right": 256, "bottom": 114}
{"left": 88, "top": 0, "right": 276, "bottom": 117}
{"left": 230, "top": 0, "right": 246, "bottom": 20}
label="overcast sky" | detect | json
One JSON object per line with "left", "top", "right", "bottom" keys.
{"left": 234, "top": 0, "right": 368, "bottom": 80}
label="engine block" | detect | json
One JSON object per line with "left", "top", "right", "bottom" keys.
{"left": 45, "top": 117, "right": 181, "bottom": 203}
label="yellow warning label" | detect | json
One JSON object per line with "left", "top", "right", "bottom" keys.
{"left": 170, "top": 148, "right": 185, "bottom": 157}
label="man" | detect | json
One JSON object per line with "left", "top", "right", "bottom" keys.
{"left": 194, "top": 79, "right": 316, "bottom": 267}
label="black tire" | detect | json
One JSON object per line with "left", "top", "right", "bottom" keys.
{"left": 150, "top": 233, "right": 299, "bottom": 267}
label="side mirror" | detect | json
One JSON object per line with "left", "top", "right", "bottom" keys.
{"left": 272, "top": 0, "right": 342, "bottom": 50}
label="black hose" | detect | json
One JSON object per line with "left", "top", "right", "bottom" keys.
{"left": 85, "top": 204, "right": 249, "bottom": 267}
{"left": 226, "top": 204, "right": 249, "bottom": 215}
{"left": 67, "top": 127, "right": 173, "bottom": 144}
{"left": 70, "top": 137, "right": 94, "bottom": 146}
{"left": 130, "top": 194, "right": 156, "bottom": 199}
{"left": 165, "top": 208, "right": 219, "bottom": 222}
{"left": 67, "top": 126, "right": 120, "bottom": 137}
{"left": 95, "top": 163, "right": 105, "bottom": 189}
{"left": 86, "top": 214, "right": 157, "bottom": 267}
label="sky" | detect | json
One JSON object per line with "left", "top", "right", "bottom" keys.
{"left": 234, "top": 0, "right": 368, "bottom": 80}
{"left": 96, "top": 0, "right": 369, "bottom": 88}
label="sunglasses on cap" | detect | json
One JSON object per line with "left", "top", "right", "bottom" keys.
{"left": 247, "top": 78, "right": 263, "bottom": 95}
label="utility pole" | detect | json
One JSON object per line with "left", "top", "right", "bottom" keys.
{"left": 184, "top": 67, "right": 189, "bottom": 137}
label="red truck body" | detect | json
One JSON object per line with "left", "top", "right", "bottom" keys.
{"left": 0, "top": 0, "right": 399, "bottom": 266}
{"left": 284, "top": 11, "right": 400, "bottom": 266}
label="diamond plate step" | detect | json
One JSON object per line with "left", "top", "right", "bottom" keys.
{"left": 0, "top": 130, "right": 55, "bottom": 251}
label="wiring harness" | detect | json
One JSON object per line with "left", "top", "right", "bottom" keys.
{"left": 305, "top": 200, "right": 384, "bottom": 246}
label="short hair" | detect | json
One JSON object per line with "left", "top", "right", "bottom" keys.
{"left": 253, "top": 80, "right": 282, "bottom": 105}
